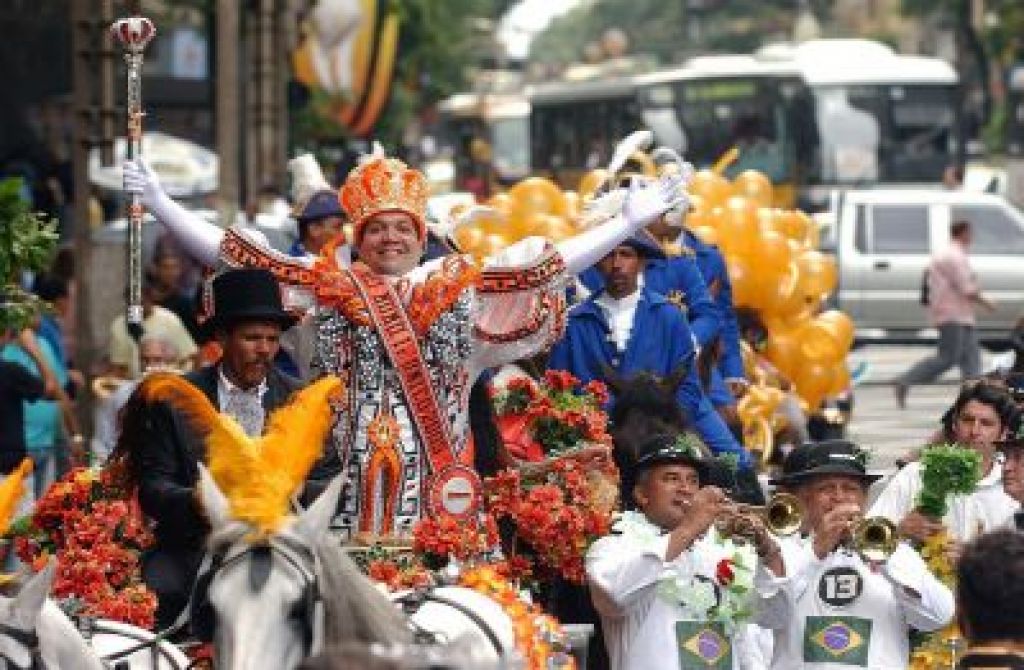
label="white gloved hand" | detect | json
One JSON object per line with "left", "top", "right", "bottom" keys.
{"left": 121, "top": 159, "right": 223, "bottom": 266}
{"left": 622, "top": 173, "right": 690, "bottom": 229}
{"left": 122, "top": 160, "right": 168, "bottom": 211}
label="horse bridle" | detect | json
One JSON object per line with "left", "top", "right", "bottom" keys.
{"left": 188, "top": 539, "right": 321, "bottom": 654}
{"left": 394, "top": 589, "right": 506, "bottom": 658}
{"left": 0, "top": 621, "right": 44, "bottom": 670}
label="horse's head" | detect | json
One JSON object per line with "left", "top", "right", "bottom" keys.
{"left": 607, "top": 364, "right": 690, "bottom": 462}
{"left": 194, "top": 466, "right": 343, "bottom": 670}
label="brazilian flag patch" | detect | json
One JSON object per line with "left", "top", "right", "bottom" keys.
{"left": 675, "top": 621, "right": 732, "bottom": 669}
{"left": 803, "top": 615, "right": 872, "bottom": 666}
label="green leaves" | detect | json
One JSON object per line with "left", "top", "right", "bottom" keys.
{"left": 915, "top": 444, "right": 983, "bottom": 519}
{"left": 0, "top": 177, "right": 59, "bottom": 332}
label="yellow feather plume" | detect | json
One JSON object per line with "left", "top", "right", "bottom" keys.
{"left": 0, "top": 458, "right": 33, "bottom": 536}
{"left": 140, "top": 372, "right": 344, "bottom": 534}
{"left": 207, "top": 376, "right": 344, "bottom": 534}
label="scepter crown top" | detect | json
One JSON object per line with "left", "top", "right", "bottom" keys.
{"left": 110, "top": 17, "right": 156, "bottom": 51}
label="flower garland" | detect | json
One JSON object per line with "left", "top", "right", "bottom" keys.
{"left": 459, "top": 565, "right": 576, "bottom": 670}
{"left": 613, "top": 511, "right": 757, "bottom": 634}
{"left": 7, "top": 468, "right": 157, "bottom": 628}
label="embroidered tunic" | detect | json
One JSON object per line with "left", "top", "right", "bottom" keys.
{"left": 219, "top": 228, "right": 568, "bottom": 539}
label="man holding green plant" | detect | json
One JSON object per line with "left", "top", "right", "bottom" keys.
{"left": 869, "top": 380, "right": 1021, "bottom": 543}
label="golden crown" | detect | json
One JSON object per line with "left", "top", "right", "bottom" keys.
{"left": 338, "top": 156, "right": 428, "bottom": 239}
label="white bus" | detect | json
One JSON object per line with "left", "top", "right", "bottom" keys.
{"left": 528, "top": 39, "right": 961, "bottom": 209}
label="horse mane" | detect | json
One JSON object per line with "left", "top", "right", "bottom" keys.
{"left": 312, "top": 538, "right": 412, "bottom": 647}
{"left": 608, "top": 370, "right": 688, "bottom": 430}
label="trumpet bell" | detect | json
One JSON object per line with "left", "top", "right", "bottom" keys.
{"left": 763, "top": 492, "right": 803, "bottom": 537}
{"left": 853, "top": 517, "right": 898, "bottom": 563}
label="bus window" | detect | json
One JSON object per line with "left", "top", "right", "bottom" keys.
{"left": 887, "top": 85, "right": 957, "bottom": 182}
{"left": 491, "top": 116, "right": 529, "bottom": 183}
{"left": 814, "top": 86, "right": 881, "bottom": 184}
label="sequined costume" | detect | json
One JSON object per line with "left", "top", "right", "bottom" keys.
{"left": 219, "top": 227, "right": 568, "bottom": 538}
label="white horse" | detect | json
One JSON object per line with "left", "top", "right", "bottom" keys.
{"left": 0, "top": 562, "right": 189, "bottom": 669}
{"left": 195, "top": 466, "right": 527, "bottom": 670}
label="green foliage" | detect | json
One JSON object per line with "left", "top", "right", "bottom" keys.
{"left": 0, "top": 177, "right": 59, "bottom": 332}
{"left": 915, "top": 444, "right": 983, "bottom": 519}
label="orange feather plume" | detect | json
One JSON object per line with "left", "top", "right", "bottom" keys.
{"left": 138, "top": 373, "right": 344, "bottom": 534}
{"left": 0, "top": 458, "right": 32, "bottom": 536}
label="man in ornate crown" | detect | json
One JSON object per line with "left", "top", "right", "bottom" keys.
{"left": 123, "top": 146, "right": 686, "bottom": 541}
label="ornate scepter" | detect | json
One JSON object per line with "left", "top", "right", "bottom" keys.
{"left": 110, "top": 16, "right": 156, "bottom": 357}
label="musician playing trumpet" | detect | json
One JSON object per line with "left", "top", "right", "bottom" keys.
{"left": 585, "top": 433, "right": 787, "bottom": 670}
{"left": 756, "top": 440, "right": 955, "bottom": 669}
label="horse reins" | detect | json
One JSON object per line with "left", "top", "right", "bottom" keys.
{"left": 0, "top": 622, "right": 45, "bottom": 670}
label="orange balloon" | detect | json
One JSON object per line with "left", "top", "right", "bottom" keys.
{"left": 758, "top": 260, "right": 800, "bottom": 315}
{"left": 724, "top": 253, "right": 756, "bottom": 307}
{"left": 784, "top": 210, "right": 811, "bottom": 242}
{"left": 688, "top": 193, "right": 707, "bottom": 214}
{"left": 757, "top": 230, "right": 792, "bottom": 275}
{"left": 563, "top": 191, "right": 581, "bottom": 219}
{"left": 797, "top": 319, "right": 842, "bottom": 364}
{"left": 479, "top": 232, "right": 509, "bottom": 257}
{"left": 763, "top": 326, "right": 801, "bottom": 380}
{"left": 526, "top": 214, "right": 576, "bottom": 242}
{"left": 686, "top": 206, "right": 717, "bottom": 231}
{"left": 577, "top": 169, "right": 610, "bottom": 198}
{"left": 793, "top": 361, "right": 835, "bottom": 412}
{"left": 732, "top": 170, "right": 774, "bottom": 208}
{"left": 816, "top": 309, "right": 856, "bottom": 353}
{"left": 688, "top": 169, "right": 732, "bottom": 208}
{"left": 797, "top": 249, "right": 838, "bottom": 300}
{"left": 802, "top": 212, "right": 821, "bottom": 248}
{"left": 718, "top": 196, "right": 759, "bottom": 257}
{"left": 828, "top": 364, "right": 852, "bottom": 397}
{"left": 691, "top": 225, "right": 718, "bottom": 246}
{"left": 508, "top": 177, "right": 568, "bottom": 219}
{"left": 452, "top": 225, "right": 486, "bottom": 253}
{"left": 486, "top": 192, "right": 514, "bottom": 213}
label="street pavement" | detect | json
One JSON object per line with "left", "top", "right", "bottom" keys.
{"left": 845, "top": 343, "right": 998, "bottom": 470}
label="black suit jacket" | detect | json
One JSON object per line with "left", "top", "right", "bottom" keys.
{"left": 137, "top": 365, "right": 303, "bottom": 552}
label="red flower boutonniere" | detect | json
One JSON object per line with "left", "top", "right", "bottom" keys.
{"left": 716, "top": 558, "right": 736, "bottom": 586}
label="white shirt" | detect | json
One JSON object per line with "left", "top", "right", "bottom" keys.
{"left": 216, "top": 366, "right": 269, "bottom": 437}
{"left": 595, "top": 289, "right": 642, "bottom": 353}
{"left": 869, "top": 459, "right": 1021, "bottom": 542}
{"left": 586, "top": 513, "right": 775, "bottom": 670}
{"left": 758, "top": 541, "right": 954, "bottom": 670}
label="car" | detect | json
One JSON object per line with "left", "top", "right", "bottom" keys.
{"left": 825, "top": 188, "right": 1024, "bottom": 344}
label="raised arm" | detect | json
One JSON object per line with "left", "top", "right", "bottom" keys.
{"left": 557, "top": 174, "right": 689, "bottom": 276}
{"left": 123, "top": 160, "right": 224, "bottom": 266}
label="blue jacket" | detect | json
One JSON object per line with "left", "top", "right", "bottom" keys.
{"left": 547, "top": 288, "right": 750, "bottom": 466}
{"left": 578, "top": 255, "right": 720, "bottom": 348}
{"left": 682, "top": 230, "right": 745, "bottom": 382}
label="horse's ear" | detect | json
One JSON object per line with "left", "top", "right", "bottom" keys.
{"left": 662, "top": 361, "right": 690, "bottom": 393}
{"left": 13, "top": 559, "right": 55, "bottom": 627}
{"left": 295, "top": 474, "right": 346, "bottom": 542}
{"left": 197, "top": 464, "right": 231, "bottom": 530}
{"left": 601, "top": 365, "right": 623, "bottom": 395}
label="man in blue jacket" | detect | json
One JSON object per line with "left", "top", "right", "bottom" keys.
{"left": 549, "top": 234, "right": 751, "bottom": 468}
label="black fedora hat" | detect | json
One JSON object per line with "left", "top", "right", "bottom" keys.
{"left": 769, "top": 442, "right": 815, "bottom": 486}
{"left": 634, "top": 433, "right": 710, "bottom": 482}
{"left": 202, "top": 268, "right": 298, "bottom": 336}
{"left": 786, "top": 439, "right": 882, "bottom": 484}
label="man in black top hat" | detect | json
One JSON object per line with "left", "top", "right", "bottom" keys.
{"left": 132, "top": 268, "right": 303, "bottom": 628}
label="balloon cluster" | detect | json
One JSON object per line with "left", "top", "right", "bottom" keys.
{"left": 685, "top": 168, "right": 853, "bottom": 438}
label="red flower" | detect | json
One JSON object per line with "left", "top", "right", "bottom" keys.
{"left": 584, "top": 380, "right": 610, "bottom": 406}
{"left": 716, "top": 558, "right": 736, "bottom": 586}
{"left": 543, "top": 369, "right": 578, "bottom": 392}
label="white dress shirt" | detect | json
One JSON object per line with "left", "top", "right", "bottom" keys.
{"left": 216, "top": 367, "right": 269, "bottom": 437}
{"left": 869, "top": 459, "right": 1020, "bottom": 542}
{"left": 757, "top": 540, "right": 954, "bottom": 669}
{"left": 595, "top": 289, "right": 642, "bottom": 352}
{"left": 586, "top": 513, "right": 777, "bottom": 670}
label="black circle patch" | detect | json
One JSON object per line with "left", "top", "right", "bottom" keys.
{"left": 818, "top": 567, "right": 863, "bottom": 608}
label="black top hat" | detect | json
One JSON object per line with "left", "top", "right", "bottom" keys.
{"left": 634, "top": 433, "right": 710, "bottom": 482}
{"left": 769, "top": 442, "right": 815, "bottom": 485}
{"left": 786, "top": 439, "right": 881, "bottom": 484}
{"left": 202, "top": 268, "right": 298, "bottom": 336}
{"left": 296, "top": 190, "right": 345, "bottom": 224}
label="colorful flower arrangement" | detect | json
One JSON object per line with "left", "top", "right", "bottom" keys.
{"left": 492, "top": 370, "right": 611, "bottom": 458}
{"left": 459, "top": 565, "right": 576, "bottom": 670}
{"left": 7, "top": 468, "right": 157, "bottom": 628}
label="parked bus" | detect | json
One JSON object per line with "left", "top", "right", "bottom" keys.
{"left": 528, "top": 39, "right": 961, "bottom": 209}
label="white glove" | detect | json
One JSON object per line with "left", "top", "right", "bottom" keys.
{"left": 622, "top": 173, "right": 690, "bottom": 229}
{"left": 122, "top": 159, "right": 223, "bottom": 266}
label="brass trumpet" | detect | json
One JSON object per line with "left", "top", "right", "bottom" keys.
{"left": 850, "top": 516, "right": 898, "bottom": 563}
{"left": 716, "top": 492, "right": 805, "bottom": 539}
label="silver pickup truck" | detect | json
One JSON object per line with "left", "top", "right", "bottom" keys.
{"left": 821, "top": 188, "right": 1024, "bottom": 344}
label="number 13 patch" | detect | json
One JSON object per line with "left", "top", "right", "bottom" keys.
{"left": 818, "top": 567, "right": 864, "bottom": 607}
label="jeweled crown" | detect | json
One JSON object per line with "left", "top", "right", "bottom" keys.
{"left": 338, "top": 156, "right": 428, "bottom": 239}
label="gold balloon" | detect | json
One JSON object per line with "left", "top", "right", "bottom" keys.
{"left": 526, "top": 214, "right": 576, "bottom": 242}
{"left": 763, "top": 325, "right": 801, "bottom": 381}
{"left": 686, "top": 206, "right": 717, "bottom": 231}
{"left": 479, "top": 232, "right": 509, "bottom": 257}
{"left": 563, "top": 191, "right": 581, "bottom": 219}
{"left": 688, "top": 169, "right": 732, "bottom": 208}
{"left": 691, "top": 225, "right": 718, "bottom": 246}
{"left": 816, "top": 310, "right": 856, "bottom": 353}
{"left": 797, "top": 249, "right": 838, "bottom": 300}
{"left": 688, "top": 193, "right": 707, "bottom": 215}
{"left": 452, "top": 225, "right": 486, "bottom": 253}
{"left": 802, "top": 212, "right": 820, "bottom": 248}
{"left": 486, "top": 192, "right": 514, "bottom": 213}
{"left": 718, "top": 196, "right": 759, "bottom": 257}
{"left": 758, "top": 261, "right": 800, "bottom": 315}
{"left": 724, "top": 253, "right": 756, "bottom": 307}
{"left": 508, "top": 177, "right": 569, "bottom": 219}
{"left": 828, "top": 364, "right": 852, "bottom": 397}
{"left": 578, "top": 169, "right": 610, "bottom": 199}
{"left": 757, "top": 230, "right": 793, "bottom": 275}
{"left": 797, "top": 318, "right": 843, "bottom": 364}
{"left": 732, "top": 170, "right": 774, "bottom": 208}
{"left": 793, "top": 361, "right": 835, "bottom": 412}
